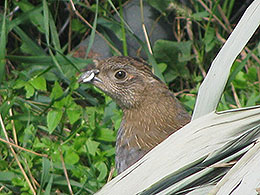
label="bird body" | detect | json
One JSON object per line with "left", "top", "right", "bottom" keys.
{"left": 78, "top": 56, "right": 190, "bottom": 174}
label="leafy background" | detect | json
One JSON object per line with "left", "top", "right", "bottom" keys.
{"left": 0, "top": 0, "right": 259, "bottom": 194}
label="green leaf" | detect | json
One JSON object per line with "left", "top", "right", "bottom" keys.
{"left": 30, "top": 76, "right": 47, "bottom": 91}
{"left": 13, "top": 79, "right": 26, "bottom": 89}
{"left": 47, "top": 109, "right": 63, "bottom": 133}
{"left": 97, "top": 17, "right": 122, "bottom": 40}
{"left": 0, "top": 171, "right": 17, "bottom": 182}
{"left": 40, "top": 158, "right": 51, "bottom": 189}
{"left": 86, "top": 107, "right": 97, "bottom": 129}
{"left": 20, "top": 42, "right": 35, "bottom": 55}
{"left": 15, "top": 1, "right": 45, "bottom": 33}
{"left": 104, "top": 147, "right": 116, "bottom": 157}
{"left": 0, "top": 160, "right": 8, "bottom": 170}
{"left": 23, "top": 124, "right": 36, "bottom": 148}
{"left": 96, "top": 162, "right": 108, "bottom": 181}
{"left": 71, "top": 19, "right": 86, "bottom": 33}
{"left": 246, "top": 92, "right": 260, "bottom": 107}
{"left": 13, "top": 26, "right": 46, "bottom": 55}
{"left": 66, "top": 104, "right": 81, "bottom": 124}
{"left": 203, "top": 27, "right": 216, "bottom": 52}
{"left": 86, "top": 139, "right": 100, "bottom": 156}
{"left": 157, "top": 63, "right": 167, "bottom": 73}
{"left": 227, "top": 55, "right": 251, "bottom": 86}
{"left": 233, "top": 71, "right": 247, "bottom": 89}
{"left": 154, "top": 40, "right": 191, "bottom": 81}
{"left": 154, "top": 40, "right": 192, "bottom": 64}
{"left": 50, "top": 81, "right": 66, "bottom": 108}
{"left": 244, "top": 67, "right": 257, "bottom": 82}
{"left": 44, "top": 175, "right": 53, "bottom": 195}
{"left": 97, "top": 128, "right": 116, "bottom": 142}
{"left": 25, "top": 83, "right": 35, "bottom": 98}
{"left": 65, "top": 150, "right": 80, "bottom": 165}
{"left": 50, "top": 81, "right": 63, "bottom": 99}
{"left": 191, "top": 11, "right": 209, "bottom": 21}
{"left": 8, "top": 6, "right": 43, "bottom": 31}
{"left": 146, "top": 0, "right": 171, "bottom": 14}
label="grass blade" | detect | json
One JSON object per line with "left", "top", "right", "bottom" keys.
{"left": 0, "top": 0, "right": 7, "bottom": 83}
{"left": 13, "top": 26, "right": 46, "bottom": 55}
{"left": 86, "top": 0, "right": 99, "bottom": 57}
{"left": 43, "top": 0, "right": 63, "bottom": 74}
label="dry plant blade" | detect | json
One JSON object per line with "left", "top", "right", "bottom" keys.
{"left": 59, "top": 148, "right": 74, "bottom": 195}
{"left": 192, "top": 0, "right": 260, "bottom": 120}
{"left": 209, "top": 139, "right": 260, "bottom": 194}
{"left": 158, "top": 143, "right": 253, "bottom": 194}
{"left": 140, "top": 0, "right": 153, "bottom": 55}
{"left": 96, "top": 106, "right": 260, "bottom": 195}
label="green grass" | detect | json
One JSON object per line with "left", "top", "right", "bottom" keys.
{"left": 0, "top": 0, "right": 259, "bottom": 194}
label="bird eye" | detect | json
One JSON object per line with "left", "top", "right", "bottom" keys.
{"left": 114, "top": 70, "right": 126, "bottom": 79}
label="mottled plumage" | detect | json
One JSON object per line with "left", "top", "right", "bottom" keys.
{"left": 78, "top": 56, "right": 190, "bottom": 174}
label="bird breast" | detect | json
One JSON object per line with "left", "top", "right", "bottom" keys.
{"left": 115, "top": 96, "right": 188, "bottom": 174}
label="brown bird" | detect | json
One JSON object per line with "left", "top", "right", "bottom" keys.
{"left": 78, "top": 56, "right": 190, "bottom": 174}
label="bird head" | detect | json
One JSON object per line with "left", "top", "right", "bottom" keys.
{"left": 78, "top": 56, "right": 161, "bottom": 109}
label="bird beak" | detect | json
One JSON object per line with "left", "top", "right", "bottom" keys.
{"left": 78, "top": 69, "right": 101, "bottom": 83}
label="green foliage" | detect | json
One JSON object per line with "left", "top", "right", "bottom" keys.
{"left": 0, "top": 0, "right": 259, "bottom": 194}
{"left": 154, "top": 40, "right": 192, "bottom": 83}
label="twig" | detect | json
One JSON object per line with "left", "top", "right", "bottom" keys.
{"left": 197, "top": 0, "right": 229, "bottom": 32}
{"left": 0, "top": 137, "right": 48, "bottom": 157}
{"left": 107, "top": 167, "right": 115, "bottom": 182}
{"left": 68, "top": 3, "right": 73, "bottom": 53}
{"left": 216, "top": 4, "right": 232, "bottom": 32}
{"left": 140, "top": 0, "right": 153, "bottom": 54}
{"left": 176, "top": 18, "right": 182, "bottom": 42}
{"left": 244, "top": 47, "right": 260, "bottom": 64}
{"left": 174, "top": 89, "right": 191, "bottom": 96}
{"left": 0, "top": 185, "right": 5, "bottom": 192}
{"left": 231, "top": 83, "right": 241, "bottom": 108}
{"left": 59, "top": 17, "right": 70, "bottom": 36}
{"left": 24, "top": 159, "right": 38, "bottom": 190}
{"left": 137, "top": 14, "right": 163, "bottom": 57}
{"left": 59, "top": 149, "right": 74, "bottom": 195}
{"left": 0, "top": 114, "right": 36, "bottom": 195}
{"left": 186, "top": 19, "right": 206, "bottom": 77}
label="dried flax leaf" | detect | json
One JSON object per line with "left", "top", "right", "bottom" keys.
{"left": 96, "top": 107, "right": 260, "bottom": 195}
{"left": 210, "top": 140, "right": 260, "bottom": 195}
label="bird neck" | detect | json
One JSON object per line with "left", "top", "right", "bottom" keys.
{"left": 119, "top": 85, "right": 186, "bottom": 150}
